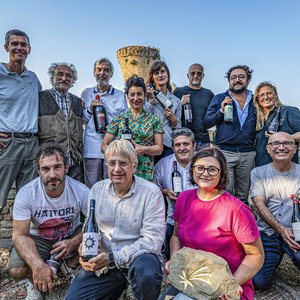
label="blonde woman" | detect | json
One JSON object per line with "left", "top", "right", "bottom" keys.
{"left": 254, "top": 81, "right": 300, "bottom": 166}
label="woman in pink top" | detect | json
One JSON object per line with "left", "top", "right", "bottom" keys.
{"left": 161, "top": 147, "right": 264, "bottom": 300}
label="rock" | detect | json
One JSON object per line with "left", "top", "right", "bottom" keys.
{"left": 167, "top": 247, "right": 240, "bottom": 300}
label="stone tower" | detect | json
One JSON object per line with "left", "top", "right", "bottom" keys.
{"left": 117, "top": 46, "right": 160, "bottom": 82}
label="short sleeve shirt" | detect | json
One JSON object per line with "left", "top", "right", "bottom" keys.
{"left": 174, "top": 189, "right": 259, "bottom": 300}
{"left": 107, "top": 109, "right": 163, "bottom": 181}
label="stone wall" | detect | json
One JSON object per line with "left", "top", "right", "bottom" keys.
{"left": 0, "top": 187, "right": 15, "bottom": 248}
{"left": 117, "top": 46, "right": 160, "bottom": 82}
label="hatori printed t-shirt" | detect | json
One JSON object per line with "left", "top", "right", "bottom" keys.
{"left": 13, "top": 176, "right": 89, "bottom": 242}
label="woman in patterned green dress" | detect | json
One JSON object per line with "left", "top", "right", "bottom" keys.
{"left": 101, "top": 76, "right": 163, "bottom": 182}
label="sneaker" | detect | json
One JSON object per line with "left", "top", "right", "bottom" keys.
{"left": 60, "top": 259, "right": 79, "bottom": 281}
{"left": 25, "top": 280, "right": 43, "bottom": 300}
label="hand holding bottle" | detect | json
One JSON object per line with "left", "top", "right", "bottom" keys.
{"left": 165, "top": 108, "right": 177, "bottom": 126}
{"left": 146, "top": 83, "right": 156, "bottom": 105}
{"left": 221, "top": 96, "right": 232, "bottom": 112}
{"left": 180, "top": 94, "right": 190, "bottom": 105}
{"left": 89, "top": 95, "right": 104, "bottom": 111}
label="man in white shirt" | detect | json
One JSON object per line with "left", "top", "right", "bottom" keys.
{"left": 66, "top": 140, "right": 165, "bottom": 300}
{"left": 8, "top": 143, "right": 89, "bottom": 296}
{"left": 155, "top": 127, "right": 196, "bottom": 258}
{"left": 81, "top": 58, "right": 128, "bottom": 187}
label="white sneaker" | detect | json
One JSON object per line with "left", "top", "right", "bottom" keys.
{"left": 25, "top": 280, "right": 44, "bottom": 300}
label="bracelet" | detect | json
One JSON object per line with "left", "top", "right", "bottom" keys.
{"left": 87, "top": 109, "right": 93, "bottom": 115}
{"left": 108, "top": 253, "right": 116, "bottom": 269}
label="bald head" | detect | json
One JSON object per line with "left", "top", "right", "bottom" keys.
{"left": 268, "top": 132, "right": 295, "bottom": 144}
{"left": 187, "top": 64, "right": 204, "bottom": 89}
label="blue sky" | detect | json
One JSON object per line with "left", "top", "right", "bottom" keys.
{"left": 1, "top": 0, "right": 299, "bottom": 107}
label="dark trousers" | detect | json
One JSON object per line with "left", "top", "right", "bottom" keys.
{"left": 162, "top": 223, "right": 174, "bottom": 260}
{"left": 253, "top": 232, "right": 300, "bottom": 290}
{"left": 65, "top": 253, "right": 162, "bottom": 300}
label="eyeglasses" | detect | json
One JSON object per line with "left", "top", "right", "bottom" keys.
{"left": 267, "top": 141, "right": 295, "bottom": 148}
{"left": 229, "top": 74, "right": 247, "bottom": 81}
{"left": 193, "top": 165, "right": 220, "bottom": 176}
{"left": 258, "top": 92, "right": 275, "bottom": 100}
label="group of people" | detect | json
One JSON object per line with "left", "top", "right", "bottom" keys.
{"left": 1, "top": 29, "right": 300, "bottom": 300}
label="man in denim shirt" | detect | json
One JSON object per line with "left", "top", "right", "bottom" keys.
{"left": 66, "top": 140, "right": 165, "bottom": 300}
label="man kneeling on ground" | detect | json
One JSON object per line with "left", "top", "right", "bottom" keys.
{"left": 8, "top": 143, "right": 89, "bottom": 296}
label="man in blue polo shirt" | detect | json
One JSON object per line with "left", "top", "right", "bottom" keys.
{"left": 203, "top": 65, "right": 256, "bottom": 204}
{"left": 0, "top": 29, "right": 41, "bottom": 212}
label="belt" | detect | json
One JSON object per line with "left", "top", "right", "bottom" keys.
{"left": 0, "top": 132, "right": 37, "bottom": 138}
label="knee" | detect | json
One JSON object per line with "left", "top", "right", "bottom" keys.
{"left": 9, "top": 267, "right": 29, "bottom": 280}
{"left": 253, "top": 272, "right": 273, "bottom": 291}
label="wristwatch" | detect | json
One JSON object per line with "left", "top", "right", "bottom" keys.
{"left": 108, "top": 253, "right": 116, "bottom": 269}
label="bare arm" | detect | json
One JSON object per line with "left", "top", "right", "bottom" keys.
{"left": 133, "top": 133, "right": 163, "bottom": 157}
{"left": 12, "top": 219, "right": 55, "bottom": 293}
{"left": 233, "top": 238, "right": 264, "bottom": 285}
{"left": 51, "top": 232, "right": 83, "bottom": 260}
{"left": 253, "top": 195, "right": 300, "bottom": 251}
{"left": 101, "top": 133, "right": 116, "bottom": 153}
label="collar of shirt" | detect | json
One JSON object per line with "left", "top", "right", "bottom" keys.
{"left": 108, "top": 176, "right": 136, "bottom": 199}
{"left": 228, "top": 89, "right": 252, "bottom": 127}
{"left": 0, "top": 62, "right": 29, "bottom": 76}
{"left": 93, "top": 85, "right": 115, "bottom": 95}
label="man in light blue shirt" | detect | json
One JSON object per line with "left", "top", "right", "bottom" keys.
{"left": 0, "top": 29, "right": 41, "bottom": 212}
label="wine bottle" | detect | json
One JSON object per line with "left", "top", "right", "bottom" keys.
{"left": 121, "top": 117, "right": 132, "bottom": 141}
{"left": 184, "top": 103, "right": 193, "bottom": 124}
{"left": 82, "top": 199, "right": 99, "bottom": 261}
{"left": 172, "top": 161, "right": 182, "bottom": 197}
{"left": 93, "top": 95, "right": 106, "bottom": 134}
{"left": 267, "top": 107, "right": 280, "bottom": 134}
{"left": 224, "top": 103, "right": 233, "bottom": 124}
{"left": 291, "top": 195, "right": 300, "bottom": 242}
{"left": 150, "top": 82, "right": 173, "bottom": 109}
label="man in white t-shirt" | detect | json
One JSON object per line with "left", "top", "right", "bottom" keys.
{"left": 8, "top": 143, "right": 89, "bottom": 295}
{"left": 251, "top": 132, "right": 300, "bottom": 290}
{"left": 81, "top": 58, "right": 128, "bottom": 187}
{"left": 155, "top": 127, "right": 196, "bottom": 259}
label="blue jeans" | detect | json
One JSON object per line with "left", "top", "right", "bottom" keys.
{"left": 253, "top": 232, "right": 300, "bottom": 290}
{"left": 65, "top": 253, "right": 162, "bottom": 300}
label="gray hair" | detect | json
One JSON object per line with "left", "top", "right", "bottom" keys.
{"left": 5, "top": 29, "right": 30, "bottom": 46}
{"left": 172, "top": 127, "right": 195, "bottom": 146}
{"left": 105, "top": 140, "right": 138, "bottom": 165}
{"left": 93, "top": 58, "right": 114, "bottom": 77}
{"left": 48, "top": 62, "right": 78, "bottom": 86}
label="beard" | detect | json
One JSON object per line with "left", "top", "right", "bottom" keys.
{"left": 229, "top": 83, "right": 247, "bottom": 94}
{"left": 43, "top": 176, "right": 65, "bottom": 191}
{"left": 96, "top": 78, "right": 110, "bottom": 87}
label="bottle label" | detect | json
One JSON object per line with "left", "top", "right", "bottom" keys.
{"left": 156, "top": 92, "right": 173, "bottom": 109}
{"left": 82, "top": 232, "right": 99, "bottom": 257}
{"left": 97, "top": 113, "right": 106, "bottom": 125}
{"left": 184, "top": 108, "right": 192, "bottom": 123}
{"left": 122, "top": 134, "right": 132, "bottom": 140}
{"left": 173, "top": 177, "right": 182, "bottom": 193}
{"left": 224, "top": 105, "right": 233, "bottom": 122}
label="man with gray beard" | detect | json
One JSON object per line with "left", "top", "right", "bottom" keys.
{"left": 81, "top": 58, "right": 127, "bottom": 187}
